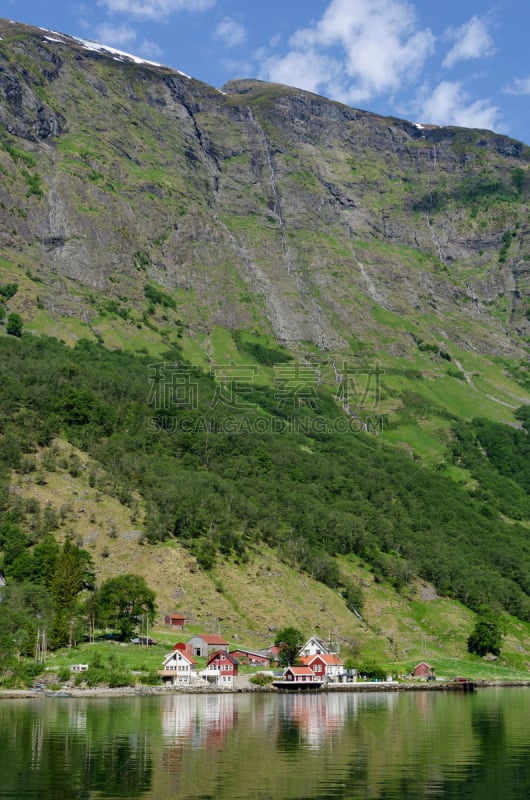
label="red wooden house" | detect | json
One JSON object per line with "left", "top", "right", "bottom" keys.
{"left": 207, "top": 650, "right": 238, "bottom": 675}
{"left": 200, "top": 650, "right": 239, "bottom": 686}
{"left": 283, "top": 666, "right": 320, "bottom": 684}
{"left": 300, "top": 653, "right": 344, "bottom": 680}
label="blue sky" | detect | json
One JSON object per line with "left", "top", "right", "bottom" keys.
{"left": 3, "top": 0, "right": 530, "bottom": 143}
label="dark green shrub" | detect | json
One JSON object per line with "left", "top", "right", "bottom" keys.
{"left": 249, "top": 673, "right": 274, "bottom": 686}
{"left": 139, "top": 671, "right": 161, "bottom": 686}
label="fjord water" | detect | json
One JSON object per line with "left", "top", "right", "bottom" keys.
{"left": 0, "top": 688, "right": 528, "bottom": 800}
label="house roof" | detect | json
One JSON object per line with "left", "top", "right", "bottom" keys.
{"left": 195, "top": 634, "right": 229, "bottom": 645}
{"left": 163, "top": 650, "right": 196, "bottom": 666}
{"left": 166, "top": 613, "right": 185, "bottom": 619}
{"left": 299, "top": 636, "right": 331, "bottom": 653}
{"left": 230, "top": 648, "right": 270, "bottom": 659}
{"left": 300, "top": 654, "right": 343, "bottom": 666}
{"left": 208, "top": 650, "right": 238, "bottom": 665}
{"left": 285, "top": 666, "right": 315, "bottom": 676}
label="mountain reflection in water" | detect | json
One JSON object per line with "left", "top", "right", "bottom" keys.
{"left": 0, "top": 688, "right": 528, "bottom": 799}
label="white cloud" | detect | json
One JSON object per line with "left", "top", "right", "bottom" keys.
{"left": 504, "top": 76, "right": 530, "bottom": 95}
{"left": 416, "top": 81, "right": 500, "bottom": 130}
{"left": 258, "top": 0, "right": 435, "bottom": 104}
{"left": 215, "top": 17, "right": 246, "bottom": 48}
{"left": 96, "top": 0, "right": 215, "bottom": 22}
{"left": 138, "top": 38, "right": 164, "bottom": 60}
{"left": 262, "top": 50, "right": 340, "bottom": 95}
{"left": 443, "top": 16, "right": 494, "bottom": 68}
{"left": 94, "top": 22, "right": 137, "bottom": 48}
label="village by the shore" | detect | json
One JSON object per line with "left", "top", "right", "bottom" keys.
{"left": 3, "top": 625, "right": 529, "bottom": 700}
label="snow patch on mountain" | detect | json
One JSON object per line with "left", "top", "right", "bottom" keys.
{"left": 73, "top": 36, "right": 166, "bottom": 69}
{"left": 37, "top": 25, "right": 190, "bottom": 78}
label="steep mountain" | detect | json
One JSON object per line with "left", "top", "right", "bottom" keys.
{"left": 1, "top": 19, "right": 529, "bottom": 354}
{"left": 1, "top": 21, "right": 529, "bottom": 446}
{"left": 1, "top": 20, "right": 530, "bottom": 659}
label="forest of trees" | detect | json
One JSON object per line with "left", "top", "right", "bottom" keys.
{"left": 0, "top": 333, "right": 529, "bottom": 651}
{"left": 0, "top": 514, "right": 155, "bottom": 670}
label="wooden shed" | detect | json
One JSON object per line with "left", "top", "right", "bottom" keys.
{"left": 413, "top": 662, "right": 435, "bottom": 679}
{"left": 164, "top": 613, "right": 186, "bottom": 629}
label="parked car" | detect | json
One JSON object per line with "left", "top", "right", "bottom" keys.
{"left": 130, "top": 636, "right": 157, "bottom": 646}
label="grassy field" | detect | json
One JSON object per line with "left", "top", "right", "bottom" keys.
{"left": 40, "top": 639, "right": 530, "bottom": 685}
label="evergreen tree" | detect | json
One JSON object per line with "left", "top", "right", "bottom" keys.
{"left": 47, "top": 541, "right": 94, "bottom": 649}
{"left": 51, "top": 540, "right": 86, "bottom": 609}
{"left": 0, "top": 583, "right": 54, "bottom": 660}
{"left": 49, "top": 608, "right": 70, "bottom": 650}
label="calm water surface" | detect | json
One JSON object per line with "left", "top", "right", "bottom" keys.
{"left": 0, "top": 687, "right": 528, "bottom": 799}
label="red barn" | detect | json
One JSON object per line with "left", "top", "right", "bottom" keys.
{"left": 230, "top": 648, "right": 272, "bottom": 667}
{"left": 165, "top": 613, "right": 186, "bottom": 629}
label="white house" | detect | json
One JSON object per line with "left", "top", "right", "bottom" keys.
{"left": 159, "top": 647, "right": 197, "bottom": 685}
{"left": 298, "top": 636, "right": 333, "bottom": 658}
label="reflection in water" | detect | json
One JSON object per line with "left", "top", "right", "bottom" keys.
{"left": 0, "top": 688, "right": 528, "bottom": 799}
{"left": 277, "top": 713, "right": 301, "bottom": 753}
{"left": 432, "top": 695, "right": 530, "bottom": 800}
{"left": 161, "top": 692, "right": 238, "bottom": 782}
{"left": 0, "top": 698, "right": 153, "bottom": 799}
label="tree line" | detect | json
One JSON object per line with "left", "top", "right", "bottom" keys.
{"left": 0, "top": 334, "right": 529, "bottom": 635}
{"left": 0, "top": 522, "right": 155, "bottom": 672}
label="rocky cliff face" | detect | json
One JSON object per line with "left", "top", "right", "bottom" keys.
{"left": 0, "top": 19, "right": 529, "bottom": 364}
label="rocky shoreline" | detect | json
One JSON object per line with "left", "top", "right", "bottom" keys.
{"left": 1, "top": 679, "right": 528, "bottom": 700}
